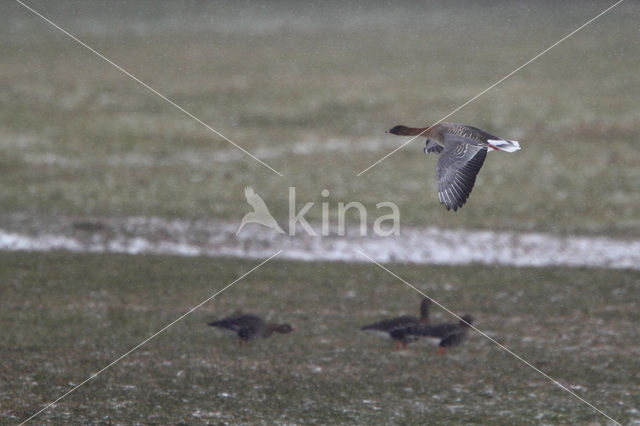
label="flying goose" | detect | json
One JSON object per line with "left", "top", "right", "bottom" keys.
{"left": 387, "top": 122, "right": 520, "bottom": 211}
{"left": 361, "top": 298, "right": 431, "bottom": 351}
{"left": 208, "top": 311, "right": 294, "bottom": 344}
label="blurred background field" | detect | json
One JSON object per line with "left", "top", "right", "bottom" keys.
{"left": 1, "top": 0, "right": 639, "bottom": 424}
{"left": 1, "top": 0, "right": 639, "bottom": 234}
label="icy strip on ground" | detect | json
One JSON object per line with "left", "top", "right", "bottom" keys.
{"left": 0, "top": 215, "right": 639, "bottom": 269}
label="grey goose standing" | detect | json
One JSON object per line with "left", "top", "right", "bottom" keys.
{"left": 387, "top": 122, "right": 520, "bottom": 211}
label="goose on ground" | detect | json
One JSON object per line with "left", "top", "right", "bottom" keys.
{"left": 208, "top": 311, "right": 294, "bottom": 344}
{"left": 387, "top": 122, "right": 520, "bottom": 211}
{"left": 361, "top": 298, "right": 431, "bottom": 351}
{"left": 406, "top": 314, "right": 473, "bottom": 354}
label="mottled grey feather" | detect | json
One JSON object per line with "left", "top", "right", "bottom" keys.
{"left": 436, "top": 134, "right": 487, "bottom": 211}
{"left": 424, "top": 139, "right": 444, "bottom": 154}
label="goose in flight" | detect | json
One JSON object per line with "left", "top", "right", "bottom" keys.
{"left": 236, "top": 186, "right": 285, "bottom": 235}
{"left": 387, "top": 123, "right": 520, "bottom": 211}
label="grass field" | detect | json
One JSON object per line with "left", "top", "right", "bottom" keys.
{"left": 2, "top": 1, "right": 640, "bottom": 424}
{"left": 2, "top": 252, "right": 640, "bottom": 424}
{"left": 1, "top": 1, "right": 639, "bottom": 234}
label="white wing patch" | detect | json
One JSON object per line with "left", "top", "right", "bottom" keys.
{"left": 488, "top": 139, "right": 520, "bottom": 152}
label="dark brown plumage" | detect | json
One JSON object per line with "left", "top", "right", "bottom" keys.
{"left": 406, "top": 314, "right": 473, "bottom": 354}
{"left": 387, "top": 122, "right": 520, "bottom": 211}
{"left": 361, "top": 298, "right": 431, "bottom": 351}
{"left": 208, "top": 312, "right": 294, "bottom": 344}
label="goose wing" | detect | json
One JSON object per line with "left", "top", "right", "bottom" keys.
{"left": 424, "top": 139, "right": 444, "bottom": 154}
{"left": 409, "top": 322, "right": 457, "bottom": 338}
{"left": 361, "top": 315, "right": 418, "bottom": 332}
{"left": 209, "top": 313, "right": 263, "bottom": 331}
{"left": 439, "top": 327, "right": 468, "bottom": 348}
{"left": 436, "top": 134, "right": 487, "bottom": 211}
{"left": 231, "top": 314, "right": 264, "bottom": 329}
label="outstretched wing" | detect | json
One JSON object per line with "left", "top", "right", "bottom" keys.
{"left": 436, "top": 135, "right": 487, "bottom": 211}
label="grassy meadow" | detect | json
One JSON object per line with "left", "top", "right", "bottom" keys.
{"left": 2, "top": 252, "right": 640, "bottom": 424}
{"left": 1, "top": 1, "right": 640, "bottom": 424}
{"left": 1, "top": 1, "right": 639, "bottom": 234}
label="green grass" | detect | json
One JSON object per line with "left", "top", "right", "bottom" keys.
{"left": 2, "top": 2, "right": 640, "bottom": 424}
{"left": 1, "top": 252, "right": 639, "bottom": 424}
{"left": 1, "top": 1, "right": 640, "bottom": 234}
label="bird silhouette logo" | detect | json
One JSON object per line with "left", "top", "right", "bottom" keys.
{"left": 236, "top": 187, "right": 285, "bottom": 236}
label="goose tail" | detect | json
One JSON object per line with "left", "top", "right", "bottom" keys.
{"left": 487, "top": 139, "right": 520, "bottom": 152}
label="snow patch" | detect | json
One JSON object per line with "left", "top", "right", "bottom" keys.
{"left": 1, "top": 216, "right": 640, "bottom": 270}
